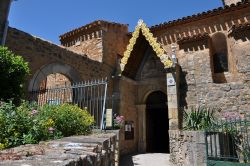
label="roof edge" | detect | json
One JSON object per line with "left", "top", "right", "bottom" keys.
{"left": 59, "top": 20, "right": 128, "bottom": 40}
{"left": 150, "top": 0, "right": 249, "bottom": 32}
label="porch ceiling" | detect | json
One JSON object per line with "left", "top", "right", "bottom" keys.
{"left": 122, "top": 31, "right": 151, "bottom": 79}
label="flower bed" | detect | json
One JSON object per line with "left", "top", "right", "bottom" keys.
{"left": 0, "top": 101, "right": 94, "bottom": 150}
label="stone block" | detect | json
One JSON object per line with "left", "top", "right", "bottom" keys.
{"left": 169, "top": 130, "right": 206, "bottom": 166}
{"left": 169, "top": 109, "right": 178, "bottom": 119}
{"left": 169, "top": 119, "right": 179, "bottom": 130}
{"left": 0, "top": 132, "right": 120, "bottom": 166}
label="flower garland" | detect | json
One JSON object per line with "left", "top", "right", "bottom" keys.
{"left": 120, "top": 20, "right": 173, "bottom": 72}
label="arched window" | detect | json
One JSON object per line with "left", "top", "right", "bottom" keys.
{"left": 211, "top": 33, "right": 229, "bottom": 73}
{"left": 213, "top": 52, "right": 228, "bottom": 73}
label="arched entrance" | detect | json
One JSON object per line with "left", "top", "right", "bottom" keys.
{"left": 28, "top": 62, "right": 80, "bottom": 91}
{"left": 146, "top": 91, "right": 169, "bottom": 153}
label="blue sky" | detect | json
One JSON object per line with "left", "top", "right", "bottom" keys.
{"left": 9, "top": 0, "right": 223, "bottom": 44}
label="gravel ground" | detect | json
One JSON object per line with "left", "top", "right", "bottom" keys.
{"left": 120, "top": 153, "right": 170, "bottom": 166}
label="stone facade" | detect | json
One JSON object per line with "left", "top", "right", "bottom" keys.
{"left": 169, "top": 130, "right": 207, "bottom": 166}
{"left": 4, "top": 0, "right": 250, "bottom": 159}
{"left": 67, "top": 37, "right": 103, "bottom": 62}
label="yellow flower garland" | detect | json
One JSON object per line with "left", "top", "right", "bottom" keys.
{"left": 120, "top": 20, "right": 173, "bottom": 71}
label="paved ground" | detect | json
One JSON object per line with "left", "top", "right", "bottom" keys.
{"left": 120, "top": 153, "right": 170, "bottom": 166}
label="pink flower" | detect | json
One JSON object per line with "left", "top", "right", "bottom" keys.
{"left": 31, "top": 109, "right": 38, "bottom": 116}
{"left": 223, "top": 112, "right": 241, "bottom": 121}
{"left": 48, "top": 127, "right": 55, "bottom": 134}
{"left": 115, "top": 115, "right": 125, "bottom": 124}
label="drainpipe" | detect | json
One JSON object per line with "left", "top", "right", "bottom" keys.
{"left": 1, "top": 0, "right": 12, "bottom": 46}
{"left": 2, "top": 20, "right": 9, "bottom": 45}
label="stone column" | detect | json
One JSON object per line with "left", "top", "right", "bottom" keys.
{"left": 166, "top": 67, "right": 179, "bottom": 130}
{"left": 137, "top": 104, "right": 146, "bottom": 152}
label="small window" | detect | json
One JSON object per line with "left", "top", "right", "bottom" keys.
{"left": 211, "top": 33, "right": 228, "bottom": 73}
{"left": 210, "top": 32, "right": 229, "bottom": 83}
{"left": 213, "top": 53, "right": 228, "bottom": 73}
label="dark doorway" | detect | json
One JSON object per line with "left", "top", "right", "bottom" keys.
{"left": 146, "top": 91, "right": 169, "bottom": 153}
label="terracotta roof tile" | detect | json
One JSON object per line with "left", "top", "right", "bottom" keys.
{"left": 59, "top": 20, "right": 128, "bottom": 40}
{"left": 150, "top": 0, "right": 249, "bottom": 32}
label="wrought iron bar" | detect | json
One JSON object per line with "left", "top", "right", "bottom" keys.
{"left": 206, "top": 118, "right": 250, "bottom": 163}
{"left": 29, "top": 78, "right": 110, "bottom": 129}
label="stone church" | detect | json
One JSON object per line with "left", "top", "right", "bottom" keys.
{"left": 3, "top": 0, "right": 250, "bottom": 160}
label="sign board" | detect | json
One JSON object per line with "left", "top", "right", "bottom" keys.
{"left": 167, "top": 87, "right": 177, "bottom": 95}
{"left": 105, "top": 109, "right": 113, "bottom": 128}
{"left": 167, "top": 77, "right": 176, "bottom": 86}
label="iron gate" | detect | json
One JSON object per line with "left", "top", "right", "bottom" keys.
{"left": 205, "top": 118, "right": 250, "bottom": 165}
{"left": 29, "top": 78, "right": 112, "bottom": 130}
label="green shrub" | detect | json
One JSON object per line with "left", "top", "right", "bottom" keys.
{"left": 0, "top": 101, "right": 31, "bottom": 148}
{"left": 0, "top": 46, "right": 29, "bottom": 104}
{"left": 40, "top": 103, "right": 94, "bottom": 137}
{"left": 183, "top": 106, "right": 219, "bottom": 131}
{"left": 0, "top": 101, "right": 94, "bottom": 150}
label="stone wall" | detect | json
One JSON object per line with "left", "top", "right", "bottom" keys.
{"left": 5, "top": 27, "right": 113, "bottom": 92}
{"left": 102, "top": 24, "right": 129, "bottom": 68}
{"left": 176, "top": 31, "right": 250, "bottom": 121}
{"left": 169, "top": 130, "right": 207, "bottom": 166}
{"left": 67, "top": 37, "right": 103, "bottom": 62}
{"left": 0, "top": 131, "right": 120, "bottom": 166}
{"left": 45, "top": 73, "right": 71, "bottom": 88}
{"left": 118, "top": 77, "right": 138, "bottom": 155}
{"left": 150, "top": 4, "right": 250, "bottom": 121}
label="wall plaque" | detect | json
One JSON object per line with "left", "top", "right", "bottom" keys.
{"left": 167, "top": 77, "right": 176, "bottom": 86}
{"left": 105, "top": 109, "right": 113, "bottom": 128}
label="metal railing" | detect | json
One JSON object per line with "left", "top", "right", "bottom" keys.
{"left": 29, "top": 78, "right": 111, "bottom": 129}
{"left": 205, "top": 118, "right": 250, "bottom": 164}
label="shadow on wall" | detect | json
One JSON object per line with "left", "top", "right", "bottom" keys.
{"left": 178, "top": 39, "right": 209, "bottom": 52}
{"left": 231, "top": 30, "right": 250, "bottom": 42}
{"left": 178, "top": 66, "right": 188, "bottom": 129}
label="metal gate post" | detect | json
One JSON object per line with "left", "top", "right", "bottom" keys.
{"left": 101, "top": 78, "right": 108, "bottom": 130}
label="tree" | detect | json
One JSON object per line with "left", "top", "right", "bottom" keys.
{"left": 0, "top": 46, "right": 29, "bottom": 104}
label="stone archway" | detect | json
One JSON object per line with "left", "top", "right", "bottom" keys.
{"left": 119, "top": 20, "right": 179, "bottom": 153}
{"left": 146, "top": 91, "right": 169, "bottom": 153}
{"left": 28, "top": 62, "right": 81, "bottom": 91}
